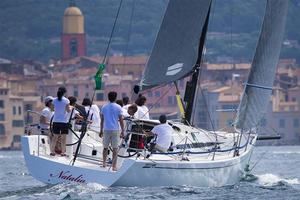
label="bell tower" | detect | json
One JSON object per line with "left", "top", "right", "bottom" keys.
{"left": 61, "top": 1, "right": 86, "bottom": 60}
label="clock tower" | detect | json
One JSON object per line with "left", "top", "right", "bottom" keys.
{"left": 61, "top": 1, "right": 86, "bottom": 60}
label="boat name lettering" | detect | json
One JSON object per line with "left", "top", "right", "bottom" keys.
{"left": 50, "top": 171, "right": 86, "bottom": 183}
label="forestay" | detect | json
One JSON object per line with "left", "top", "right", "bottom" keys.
{"left": 140, "top": 0, "right": 212, "bottom": 90}
{"left": 235, "top": 0, "right": 289, "bottom": 132}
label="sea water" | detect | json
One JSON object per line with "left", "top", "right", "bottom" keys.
{"left": 0, "top": 146, "right": 299, "bottom": 200}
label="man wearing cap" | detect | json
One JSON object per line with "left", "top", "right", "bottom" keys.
{"left": 40, "top": 96, "right": 54, "bottom": 136}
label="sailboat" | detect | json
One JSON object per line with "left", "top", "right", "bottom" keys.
{"left": 21, "top": 0, "right": 288, "bottom": 187}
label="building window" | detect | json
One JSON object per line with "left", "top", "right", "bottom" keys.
{"left": 18, "top": 106, "right": 22, "bottom": 115}
{"left": 0, "top": 124, "right": 5, "bottom": 135}
{"left": 13, "top": 106, "right": 16, "bottom": 115}
{"left": 0, "top": 113, "right": 5, "bottom": 121}
{"left": 85, "top": 84, "right": 89, "bottom": 89}
{"left": 155, "top": 91, "right": 160, "bottom": 97}
{"left": 96, "top": 93, "right": 104, "bottom": 101}
{"left": 279, "top": 119, "right": 285, "bottom": 128}
{"left": 128, "top": 71, "right": 134, "bottom": 76}
{"left": 12, "top": 120, "right": 24, "bottom": 127}
{"left": 168, "top": 96, "right": 176, "bottom": 105}
{"left": 13, "top": 135, "right": 21, "bottom": 142}
{"left": 74, "top": 90, "right": 78, "bottom": 97}
{"left": 293, "top": 119, "right": 299, "bottom": 128}
{"left": 25, "top": 104, "right": 32, "bottom": 111}
{"left": 0, "top": 100, "right": 4, "bottom": 108}
{"left": 70, "top": 39, "right": 78, "bottom": 57}
{"left": 221, "top": 104, "right": 238, "bottom": 110}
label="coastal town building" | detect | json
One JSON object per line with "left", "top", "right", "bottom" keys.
{"left": 0, "top": 72, "right": 43, "bottom": 149}
{"left": 0, "top": 55, "right": 299, "bottom": 149}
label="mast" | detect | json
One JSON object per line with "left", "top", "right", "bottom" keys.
{"left": 184, "top": 4, "right": 211, "bottom": 125}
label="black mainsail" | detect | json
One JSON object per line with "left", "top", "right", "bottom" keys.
{"left": 234, "top": 0, "right": 289, "bottom": 132}
{"left": 140, "top": 0, "right": 212, "bottom": 90}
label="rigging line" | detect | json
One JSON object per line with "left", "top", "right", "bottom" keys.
{"left": 193, "top": 28, "right": 218, "bottom": 142}
{"left": 121, "top": 0, "right": 136, "bottom": 75}
{"left": 140, "top": 84, "right": 173, "bottom": 119}
{"left": 249, "top": 150, "right": 268, "bottom": 172}
{"left": 101, "top": 0, "right": 124, "bottom": 64}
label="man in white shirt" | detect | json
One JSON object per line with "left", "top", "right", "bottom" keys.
{"left": 135, "top": 96, "right": 150, "bottom": 119}
{"left": 82, "top": 98, "right": 101, "bottom": 133}
{"left": 145, "top": 115, "right": 173, "bottom": 153}
{"left": 100, "top": 91, "right": 125, "bottom": 171}
{"left": 40, "top": 96, "right": 54, "bottom": 135}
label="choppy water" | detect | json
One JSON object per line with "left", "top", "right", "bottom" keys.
{"left": 0, "top": 146, "right": 300, "bottom": 200}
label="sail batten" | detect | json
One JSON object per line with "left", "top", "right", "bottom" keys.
{"left": 235, "top": 0, "right": 289, "bottom": 132}
{"left": 140, "top": 0, "right": 212, "bottom": 91}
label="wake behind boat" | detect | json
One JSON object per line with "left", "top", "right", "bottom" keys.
{"left": 22, "top": 0, "right": 288, "bottom": 187}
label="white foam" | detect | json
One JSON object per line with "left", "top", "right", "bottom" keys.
{"left": 43, "top": 182, "right": 106, "bottom": 196}
{"left": 86, "top": 182, "right": 107, "bottom": 191}
{"left": 257, "top": 173, "right": 300, "bottom": 186}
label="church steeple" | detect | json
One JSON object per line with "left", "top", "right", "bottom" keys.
{"left": 61, "top": 1, "right": 86, "bottom": 61}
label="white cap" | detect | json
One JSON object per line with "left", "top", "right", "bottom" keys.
{"left": 44, "top": 96, "right": 54, "bottom": 104}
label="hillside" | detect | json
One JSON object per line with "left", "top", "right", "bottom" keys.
{"left": 0, "top": 0, "right": 299, "bottom": 63}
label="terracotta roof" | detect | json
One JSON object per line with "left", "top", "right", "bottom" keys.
{"left": 69, "top": 68, "right": 97, "bottom": 77}
{"left": 103, "top": 75, "right": 134, "bottom": 85}
{"left": 218, "top": 94, "right": 240, "bottom": 102}
{"left": 279, "top": 101, "right": 299, "bottom": 106}
{"left": 66, "top": 78, "right": 91, "bottom": 84}
{"left": 288, "top": 86, "right": 300, "bottom": 91}
{"left": 211, "top": 86, "right": 231, "bottom": 93}
{"left": 108, "top": 56, "right": 148, "bottom": 65}
{"left": 235, "top": 63, "right": 251, "bottom": 69}
{"left": 278, "top": 59, "right": 296, "bottom": 65}
{"left": 9, "top": 95, "right": 23, "bottom": 100}
{"left": 206, "top": 64, "right": 233, "bottom": 70}
{"left": 55, "top": 57, "right": 81, "bottom": 66}
{"left": 82, "top": 56, "right": 103, "bottom": 64}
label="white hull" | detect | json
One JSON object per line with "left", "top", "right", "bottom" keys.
{"left": 22, "top": 128, "right": 255, "bottom": 187}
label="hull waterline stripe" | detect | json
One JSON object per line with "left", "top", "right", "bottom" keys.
{"left": 142, "top": 157, "right": 248, "bottom": 170}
